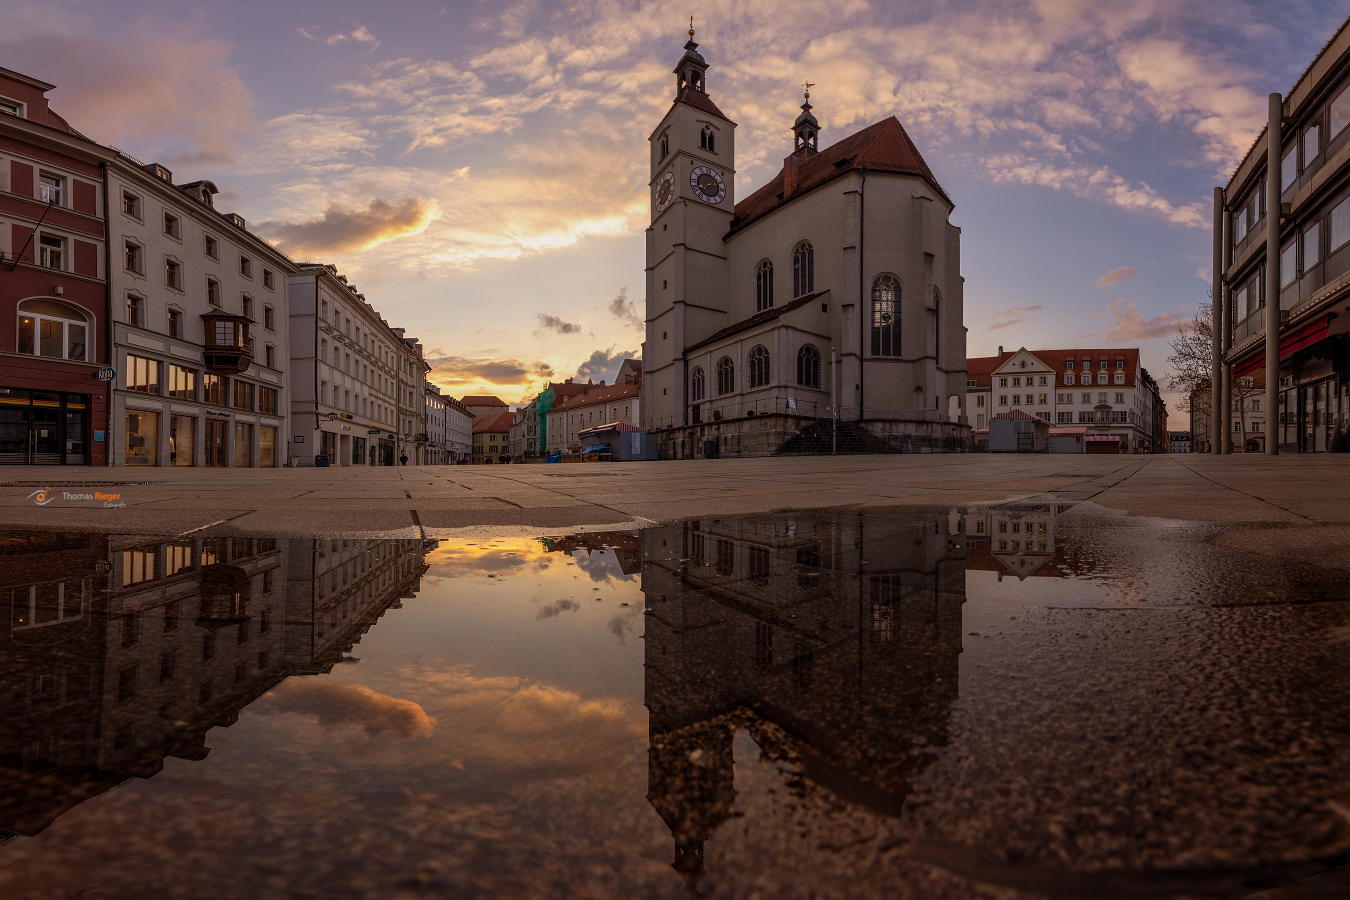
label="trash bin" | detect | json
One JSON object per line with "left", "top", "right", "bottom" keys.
{"left": 315, "top": 455, "right": 329, "bottom": 467}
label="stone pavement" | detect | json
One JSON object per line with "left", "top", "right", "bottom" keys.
{"left": 0, "top": 454, "right": 1346, "bottom": 547}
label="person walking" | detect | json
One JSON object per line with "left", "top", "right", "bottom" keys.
{"left": 399, "top": 452, "right": 409, "bottom": 466}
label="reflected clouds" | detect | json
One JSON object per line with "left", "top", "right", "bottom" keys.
{"left": 258, "top": 679, "right": 435, "bottom": 738}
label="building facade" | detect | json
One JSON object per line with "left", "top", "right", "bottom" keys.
{"left": 641, "top": 32, "right": 969, "bottom": 458}
{"left": 458, "top": 395, "right": 508, "bottom": 421}
{"left": 106, "top": 158, "right": 294, "bottom": 467}
{"left": 471, "top": 409, "right": 512, "bottom": 463}
{"left": 0, "top": 67, "right": 115, "bottom": 466}
{"left": 424, "top": 385, "right": 449, "bottom": 464}
{"left": 966, "top": 347, "right": 1165, "bottom": 453}
{"left": 546, "top": 380, "right": 641, "bottom": 455}
{"left": 1212, "top": 16, "right": 1350, "bottom": 455}
{"left": 444, "top": 395, "right": 471, "bottom": 463}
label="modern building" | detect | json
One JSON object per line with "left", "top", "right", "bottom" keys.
{"left": 106, "top": 157, "right": 294, "bottom": 467}
{"left": 288, "top": 264, "right": 423, "bottom": 466}
{"left": 545, "top": 380, "right": 641, "bottom": 456}
{"left": 966, "top": 347, "right": 1165, "bottom": 453}
{"left": 444, "top": 395, "right": 472, "bottom": 463}
{"left": 0, "top": 67, "right": 116, "bottom": 466}
{"left": 1212, "top": 16, "right": 1350, "bottom": 455}
{"left": 471, "top": 409, "right": 513, "bottom": 463}
{"left": 641, "top": 30, "right": 969, "bottom": 458}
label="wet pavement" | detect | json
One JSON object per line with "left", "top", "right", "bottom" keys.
{"left": 0, "top": 503, "right": 1347, "bottom": 899}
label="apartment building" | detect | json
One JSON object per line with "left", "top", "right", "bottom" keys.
{"left": 1211, "top": 17, "right": 1350, "bottom": 454}
{"left": 0, "top": 67, "right": 115, "bottom": 466}
{"left": 508, "top": 396, "right": 540, "bottom": 461}
{"left": 472, "top": 410, "right": 513, "bottom": 463}
{"left": 288, "top": 264, "right": 427, "bottom": 466}
{"left": 424, "top": 385, "right": 452, "bottom": 465}
{"left": 967, "top": 347, "right": 1165, "bottom": 453}
{"left": 106, "top": 159, "right": 294, "bottom": 467}
{"left": 545, "top": 380, "right": 641, "bottom": 455}
{"left": 444, "top": 395, "right": 471, "bottom": 463}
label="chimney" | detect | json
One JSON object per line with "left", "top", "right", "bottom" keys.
{"left": 998, "top": 345, "right": 1003, "bottom": 355}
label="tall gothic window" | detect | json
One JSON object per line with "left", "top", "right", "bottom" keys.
{"left": 871, "top": 274, "right": 901, "bottom": 357}
{"left": 716, "top": 357, "right": 735, "bottom": 395}
{"left": 793, "top": 242, "right": 814, "bottom": 297}
{"left": 700, "top": 126, "right": 716, "bottom": 152}
{"left": 796, "top": 344, "right": 821, "bottom": 389}
{"left": 659, "top": 131, "right": 669, "bottom": 160}
{"left": 747, "top": 345, "right": 770, "bottom": 388}
{"left": 933, "top": 287, "right": 942, "bottom": 367}
{"left": 690, "top": 366, "right": 705, "bottom": 401}
{"left": 755, "top": 260, "right": 773, "bottom": 311}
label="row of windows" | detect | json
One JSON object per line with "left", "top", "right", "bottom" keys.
{"left": 1051, "top": 411, "right": 1132, "bottom": 423}
{"left": 125, "top": 355, "right": 278, "bottom": 413}
{"left": 120, "top": 192, "right": 274, "bottom": 288}
{"left": 1001, "top": 391, "right": 1126, "bottom": 406}
{"left": 753, "top": 243, "right": 818, "bottom": 312}
{"left": 689, "top": 344, "right": 823, "bottom": 399}
{"left": 995, "top": 370, "right": 1126, "bottom": 388}
{"left": 1278, "top": 192, "right": 1350, "bottom": 290}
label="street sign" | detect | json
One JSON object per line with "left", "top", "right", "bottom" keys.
{"left": 368, "top": 429, "right": 380, "bottom": 434}
{"left": 94, "top": 367, "right": 116, "bottom": 381}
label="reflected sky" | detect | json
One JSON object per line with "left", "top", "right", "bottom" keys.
{"left": 0, "top": 507, "right": 1347, "bottom": 899}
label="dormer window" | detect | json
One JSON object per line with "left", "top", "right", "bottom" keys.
{"left": 659, "top": 131, "right": 669, "bottom": 160}
{"left": 700, "top": 126, "right": 716, "bottom": 152}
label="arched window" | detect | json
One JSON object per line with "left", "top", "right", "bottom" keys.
{"left": 933, "top": 286, "right": 942, "bottom": 367}
{"left": 793, "top": 242, "right": 814, "bottom": 297}
{"left": 17, "top": 298, "right": 90, "bottom": 361}
{"left": 659, "top": 131, "right": 669, "bottom": 160}
{"left": 755, "top": 260, "right": 773, "bottom": 312}
{"left": 747, "top": 345, "right": 770, "bottom": 388}
{"left": 701, "top": 126, "right": 716, "bottom": 152}
{"left": 796, "top": 344, "right": 821, "bottom": 389}
{"left": 870, "top": 274, "right": 901, "bottom": 357}
{"left": 716, "top": 357, "right": 735, "bottom": 395}
{"left": 690, "top": 366, "right": 705, "bottom": 402}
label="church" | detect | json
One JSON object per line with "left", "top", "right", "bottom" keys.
{"left": 639, "top": 28, "right": 972, "bottom": 457}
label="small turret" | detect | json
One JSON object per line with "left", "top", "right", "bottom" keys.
{"left": 793, "top": 82, "right": 819, "bottom": 155}
{"left": 674, "top": 17, "right": 708, "bottom": 95}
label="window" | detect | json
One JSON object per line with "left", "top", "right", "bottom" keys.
{"left": 168, "top": 365, "right": 196, "bottom": 400}
{"left": 1116, "top": 360, "right": 1125, "bottom": 370}
{"left": 265, "top": 345, "right": 275, "bottom": 368}
{"left": 796, "top": 344, "right": 821, "bottom": 388}
{"left": 1304, "top": 124, "right": 1320, "bottom": 167}
{"left": 242, "top": 296, "right": 253, "bottom": 320}
{"left": 320, "top": 300, "right": 328, "bottom": 321}
{"left": 240, "top": 255, "right": 252, "bottom": 277}
{"left": 1058, "top": 412, "right": 1072, "bottom": 423}
{"left": 659, "top": 131, "right": 669, "bottom": 159}
{"left": 976, "top": 395, "right": 985, "bottom": 407}
{"left": 1082, "top": 393, "right": 1091, "bottom": 404}
{"left": 998, "top": 395, "right": 1007, "bottom": 406}
{"left": 1079, "top": 411, "right": 1092, "bottom": 423}
{"left": 117, "top": 664, "right": 138, "bottom": 704}
{"left": 168, "top": 309, "right": 183, "bottom": 338}
{"left": 263, "top": 269, "right": 273, "bottom": 290}
{"left": 122, "top": 192, "right": 141, "bottom": 218}
{"left": 1012, "top": 395, "right": 1020, "bottom": 405}
{"left": 716, "top": 357, "right": 735, "bottom": 395}
{"left": 264, "top": 306, "right": 274, "bottom": 330}
{"left": 1282, "top": 144, "right": 1298, "bottom": 186}
{"left": 870, "top": 274, "right": 901, "bottom": 357}
{"left": 1012, "top": 377, "right": 1020, "bottom": 387}
{"left": 124, "top": 241, "right": 143, "bottom": 273}
{"left": 166, "top": 258, "right": 182, "bottom": 290}
{"left": 1039, "top": 394, "right": 1047, "bottom": 405}
{"left": 1113, "top": 373, "right": 1123, "bottom": 384}
{"left": 127, "top": 294, "right": 142, "bottom": 327}
{"left": 700, "top": 125, "right": 716, "bottom": 152}
{"left": 207, "top": 278, "right": 220, "bottom": 306}
{"left": 755, "top": 260, "right": 773, "bottom": 311}
{"left": 1115, "top": 392, "right": 1125, "bottom": 404}
{"left": 1100, "top": 360, "right": 1108, "bottom": 370}
{"left": 1097, "top": 372, "right": 1107, "bottom": 384}
{"left": 17, "top": 299, "right": 90, "bottom": 361}
{"left": 38, "top": 233, "right": 64, "bottom": 269}
{"left": 126, "top": 355, "right": 161, "bottom": 394}
{"left": 747, "top": 345, "right": 771, "bottom": 388}
{"left": 1303, "top": 221, "right": 1321, "bottom": 271}
{"left": 1280, "top": 239, "right": 1298, "bottom": 287}
{"left": 793, "top": 242, "right": 814, "bottom": 297}
{"left": 163, "top": 212, "right": 180, "bottom": 239}
{"left": 205, "top": 235, "right": 219, "bottom": 259}
{"left": 1065, "top": 360, "right": 1074, "bottom": 370}
{"left": 1038, "top": 376, "right": 1047, "bottom": 386}
{"left": 202, "top": 373, "right": 225, "bottom": 405}
{"left": 38, "top": 172, "right": 63, "bottom": 206}
{"left": 233, "top": 380, "right": 253, "bottom": 410}
{"left": 690, "top": 366, "right": 705, "bottom": 402}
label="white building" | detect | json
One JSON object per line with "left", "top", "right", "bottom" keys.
{"left": 288, "top": 264, "right": 422, "bottom": 466}
{"left": 425, "top": 385, "right": 450, "bottom": 464}
{"left": 106, "top": 158, "right": 294, "bottom": 467}
{"left": 444, "top": 396, "right": 472, "bottom": 463}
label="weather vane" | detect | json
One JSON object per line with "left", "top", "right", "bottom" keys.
{"left": 804, "top": 81, "right": 815, "bottom": 100}
{"left": 689, "top": 16, "right": 695, "bottom": 38}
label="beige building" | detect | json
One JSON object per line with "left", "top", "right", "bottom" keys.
{"left": 472, "top": 410, "right": 512, "bottom": 463}
{"left": 641, "top": 30, "right": 969, "bottom": 457}
{"left": 546, "top": 380, "right": 640, "bottom": 454}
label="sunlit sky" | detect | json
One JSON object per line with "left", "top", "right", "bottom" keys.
{"left": 6, "top": 1, "right": 1344, "bottom": 417}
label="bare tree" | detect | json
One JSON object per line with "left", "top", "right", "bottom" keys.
{"left": 1166, "top": 293, "right": 1212, "bottom": 416}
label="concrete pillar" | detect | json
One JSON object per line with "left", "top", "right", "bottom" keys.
{"left": 1264, "top": 91, "right": 1282, "bottom": 455}
{"left": 1211, "top": 187, "right": 1224, "bottom": 455}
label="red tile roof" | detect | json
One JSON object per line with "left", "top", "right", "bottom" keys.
{"left": 992, "top": 409, "right": 1052, "bottom": 425}
{"left": 554, "top": 381, "right": 640, "bottom": 410}
{"left": 730, "top": 117, "right": 948, "bottom": 235}
{"left": 685, "top": 290, "right": 826, "bottom": 354}
{"left": 671, "top": 87, "right": 733, "bottom": 124}
{"left": 459, "top": 395, "right": 508, "bottom": 407}
{"left": 471, "top": 410, "right": 514, "bottom": 434}
{"left": 967, "top": 348, "right": 1140, "bottom": 388}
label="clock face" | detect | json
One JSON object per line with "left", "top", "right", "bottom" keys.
{"left": 690, "top": 166, "right": 726, "bottom": 204}
{"left": 655, "top": 171, "right": 676, "bottom": 212}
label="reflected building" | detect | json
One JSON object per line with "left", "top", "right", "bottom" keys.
{"left": 0, "top": 532, "right": 432, "bottom": 840}
{"left": 640, "top": 511, "right": 966, "bottom": 893}
{"left": 963, "top": 501, "right": 1097, "bottom": 581}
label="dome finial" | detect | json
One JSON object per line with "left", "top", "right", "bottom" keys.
{"left": 803, "top": 80, "right": 814, "bottom": 101}
{"left": 689, "top": 15, "right": 695, "bottom": 38}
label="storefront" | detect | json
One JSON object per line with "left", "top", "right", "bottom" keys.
{"left": 1, "top": 388, "right": 93, "bottom": 465}
{"left": 1277, "top": 337, "right": 1348, "bottom": 452}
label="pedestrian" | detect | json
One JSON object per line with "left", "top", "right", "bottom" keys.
{"left": 399, "top": 453, "right": 408, "bottom": 466}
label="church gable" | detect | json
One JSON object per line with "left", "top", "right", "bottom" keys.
{"left": 994, "top": 349, "right": 1052, "bottom": 375}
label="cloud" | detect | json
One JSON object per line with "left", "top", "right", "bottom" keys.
{"left": 575, "top": 347, "right": 638, "bottom": 383}
{"left": 258, "top": 197, "right": 438, "bottom": 256}
{"left": 427, "top": 355, "right": 553, "bottom": 387}
{"left": 1097, "top": 266, "right": 1138, "bottom": 287}
{"left": 982, "top": 155, "right": 1208, "bottom": 226}
{"left": 536, "top": 599, "right": 581, "bottom": 619}
{"left": 1102, "top": 299, "right": 1190, "bottom": 341}
{"left": 259, "top": 680, "right": 435, "bottom": 738}
{"left": 987, "top": 303, "right": 1043, "bottom": 330}
{"left": 298, "top": 25, "right": 380, "bottom": 50}
{"left": 536, "top": 314, "right": 582, "bottom": 335}
{"left": 425, "top": 540, "right": 544, "bottom": 577}
{"left": 608, "top": 288, "right": 642, "bottom": 330}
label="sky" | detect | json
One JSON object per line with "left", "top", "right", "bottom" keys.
{"left": 3, "top": 0, "right": 1345, "bottom": 414}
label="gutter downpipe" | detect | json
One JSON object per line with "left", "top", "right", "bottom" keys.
{"left": 314, "top": 273, "right": 321, "bottom": 466}
{"left": 1211, "top": 187, "right": 1224, "bottom": 455}
{"left": 1264, "top": 91, "right": 1282, "bottom": 456}
{"left": 858, "top": 166, "right": 866, "bottom": 422}
{"left": 101, "top": 161, "right": 113, "bottom": 467}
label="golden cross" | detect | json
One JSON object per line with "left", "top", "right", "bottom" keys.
{"left": 803, "top": 81, "right": 814, "bottom": 100}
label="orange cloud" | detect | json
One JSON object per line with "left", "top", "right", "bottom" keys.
{"left": 259, "top": 197, "right": 438, "bottom": 256}
{"left": 259, "top": 680, "right": 436, "bottom": 738}
{"left": 1103, "top": 299, "right": 1189, "bottom": 341}
{"left": 1096, "top": 266, "right": 1138, "bottom": 287}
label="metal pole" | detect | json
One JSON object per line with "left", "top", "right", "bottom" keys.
{"left": 1211, "top": 187, "right": 1224, "bottom": 455}
{"left": 1265, "top": 92, "right": 1282, "bottom": 456}
{"left": 831, "top": 346, "right": 838, "bottom": 455}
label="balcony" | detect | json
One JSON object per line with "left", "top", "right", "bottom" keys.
{"left": 201, "top": 312, "right": 254, "bottom": 375}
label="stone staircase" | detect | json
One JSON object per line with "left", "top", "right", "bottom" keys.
{"left": 775, "top": 421, "right": 899, "bottom": 455}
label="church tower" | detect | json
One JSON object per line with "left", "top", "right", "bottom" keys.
{"left": 642, "top": 23, "right": 736, "bottom": 435}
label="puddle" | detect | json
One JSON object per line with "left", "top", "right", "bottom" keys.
{"left": 0, "top": 504, "right": 1348, "bottom": 899}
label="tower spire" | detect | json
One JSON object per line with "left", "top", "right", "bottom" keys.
{"left": 793, "top": 80, "right": 820, "bottom": 155}
{"left": 674, "top": 19, "right": 708, "bottom": 95}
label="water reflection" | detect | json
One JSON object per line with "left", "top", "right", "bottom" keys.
{"left": 640, "top": 511, "right": 965, "bottom": 893}
{"left": 0, "top": 533, "right": 433, "bottom": 841}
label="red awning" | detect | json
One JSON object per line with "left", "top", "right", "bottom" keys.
{"left": 1233, "top": 316, "right": 1331, "bottom": 378}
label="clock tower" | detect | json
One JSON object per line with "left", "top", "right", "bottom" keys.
{"left": 642, "top": 24, "right": 736, "bottom": 434}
